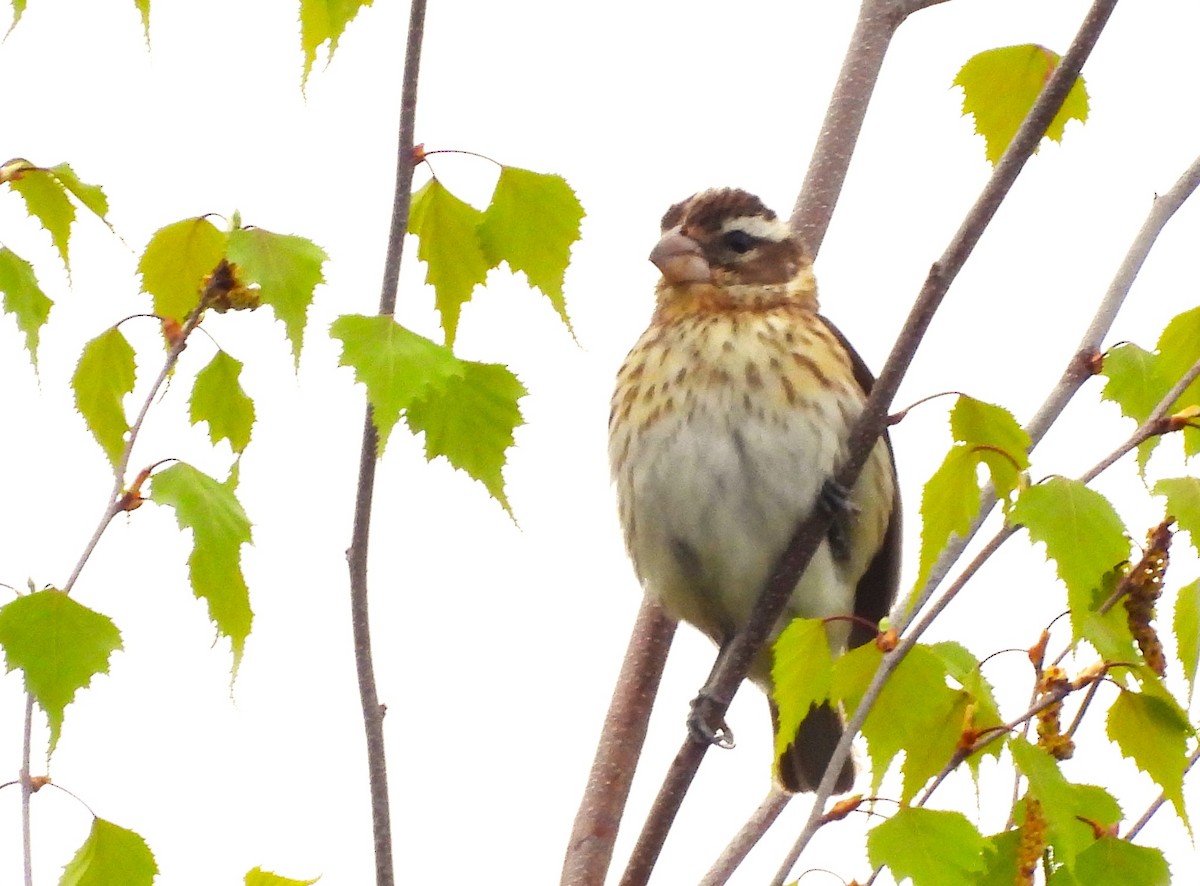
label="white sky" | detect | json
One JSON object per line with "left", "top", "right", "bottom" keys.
{"left": 1, "top": 0, "right": 1199, "bottom": 883}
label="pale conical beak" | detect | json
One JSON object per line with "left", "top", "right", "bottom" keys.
{"left": 649, "top": 228, "right": 711, "bottom": 285}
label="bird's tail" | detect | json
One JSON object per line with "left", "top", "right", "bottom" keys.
{"left": 773, "top": 701, "right": 855, "bottom": 794}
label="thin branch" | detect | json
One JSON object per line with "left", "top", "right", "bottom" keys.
{"left": 768, "top": 4, "right": 1119, "bottom": 882}
{"left": 21, "top": 693, "right": 32, "bottom": 886}
{"left": 561, "top": 601, "right": 676, "bottom": 886}
{"left": 343, "top": 3, "right": 427, "bottom": 886}
{"left": 1124, "top": 745, "right": 1200, "bottom": 839}
{"left": 699, "top": 789, "right": 790, "bottom": 886}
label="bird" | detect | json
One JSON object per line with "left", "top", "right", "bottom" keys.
{"left": 608, "top": 188, "right": 901, "bottom": 793}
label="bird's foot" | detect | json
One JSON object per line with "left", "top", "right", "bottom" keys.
{"left": 688, "top": 692, "right": 736, "bottom": 749}
{"left": 820, "top": 477, "right": 859, "bottom": 563}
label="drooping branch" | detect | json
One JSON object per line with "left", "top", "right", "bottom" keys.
{"left": 344, "top": 2, "right": 427, "bottom": 885}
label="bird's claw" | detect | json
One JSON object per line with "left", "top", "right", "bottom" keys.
{"left": 820, "top": 477, "right": 859, "bottom": 563}
{"left": 688, "top": 692, "right": 736, "bottom": 749}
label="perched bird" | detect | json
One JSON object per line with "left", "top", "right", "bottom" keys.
{"left": 608, "top": 188, "right": 900, "bottom": 793}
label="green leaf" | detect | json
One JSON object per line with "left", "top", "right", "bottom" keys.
{"left": 1156, "top": 306, "right": 1200, "bottom": 458}
{"left": 134, "top": 0, "right": 150, "bottom": 41}
{"left": 1102, "top": 342, "right": 1173, "bottom": 426}
{"left": 227, "top": 226, "right": 327, "bottom": 367}
{"left": 771, "top": 618, "right": 834, "bottom": 765}
{"left": 950, "top": 396, "right": 1031, "bottom": 473}
{"left": 974, "top": 831, "right": 1021, "bottom": 886}
{"left": 8, "top": 164, "right": 76, "bottom": 274}
{"left": 7, "top": 1, "right": 27, "bottom": 36}
{"left": 1154, "top": 477, "right": 1200, "bottom": 555}
{"left": 191, "top": 351, "right": 255, "bottom": 454}
{"left": 830, "top": 641, "right": 881, "bottom": 715}
{"left": 405, "top": 360, "right": 526, "bottom": 511}
{"left": 1070, "top": 838, "right": 1170, "bottom": 886}
{"left": 138, "top": 217, "right": 228, "bottom": 320}
{"left": 72, "top": 328, "right": 136, "bottom": 468}
{"left": 1107, "top": 690, "right": 1192, "bottom": 828}
{"left": 245, "top": 868, "right": 320, "bottom": 886}
{"left": 61, "top": 818, "right": 157, "bottom": 886}
{"left": 0, "top": 590, "right": 122, "bottom": 752}
{"left": 150, "top": 463, "right": 253, "bottom": 673}
{"left": 48, "top": 163, "right": 111, "bottom": 226}
{"left": 1010, "top": 737, "right": 1120, "bottom": 868}
{"left": 867, "top": 807, "right": 986, "bottom": 886}
{"left": 954, "top": 44, "right": 1089, "bottom": 165}
{"left": 477, "top": 166, "right": 583, "bottom": 334}
{"left": 408, "top": 178, "right": 490, "bottom": 347}
{"left": 928, "top": 641, "right": 1004, "bottom": 774}
{"left": 914, "top": 445, "right": 982, "bottom": 597}
{"left": 1174, "top": 578, "right": 1200, "bottom": 703}
{"left": 0, "top": 246, "right": 52, "bottom": 367}
{"left": 331, "top": 314, "right": 464, "bottom": 455}
{"left": 1009, "top": 478, "right": 1129, "bottom": 645}
{"left": 858, "top": 644, "right": 965, "bottom": 800}
{"left": 300, "top": 0, "right": 373, "bottom": 87}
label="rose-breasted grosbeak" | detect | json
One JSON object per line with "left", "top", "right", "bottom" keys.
{"left": 609, "top": 188, "right": 900, "bottom": 793}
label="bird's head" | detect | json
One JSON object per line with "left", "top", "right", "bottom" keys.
{"left": 649, "top": 188, "right": 817, "bottom": 309}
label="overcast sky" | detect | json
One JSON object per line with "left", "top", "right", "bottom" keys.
{"left": 1, "top": 1, "right": 1199, "bottom": 883}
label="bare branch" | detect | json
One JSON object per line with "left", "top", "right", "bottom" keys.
{"left": 699, "top": 790, "right": 790, "bottom": 886}
{"left": 344, "top": 2, "right": 428, "bottom": 885}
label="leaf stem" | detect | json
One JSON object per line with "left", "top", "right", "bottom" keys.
{"left": 344, "top": 2, "right": 427, "bottom": 885}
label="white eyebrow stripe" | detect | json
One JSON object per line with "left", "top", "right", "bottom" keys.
{"left": 719, "top": 214, "right": 791, "bottom": 242}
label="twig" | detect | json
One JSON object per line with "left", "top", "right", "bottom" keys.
{"left": 21, "top": 694, "right": 32, "bottom": 886}
{"left": 769, "top": 4, "right": 1120, "bottom": 882}
{"left": 343, "top": 2, "right": 426, "bottom": 885}
{"left": 699, "top": 789, "right": 791, "bottom": 886}
{"left": 1124, "top": 745, "right": 1200, "bottom": 839}
{"left": 560, "top": 601, "right": 676, "bottom": 886}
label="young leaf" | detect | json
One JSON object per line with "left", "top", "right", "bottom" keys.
{"left": 300, "top": 0, "right": 373, "bottom": 87}
{"left": 1154, "top": 477, "right": 1200, "bottom": 555}
{"left": 245, "top": 869, "right": 321, "bottom": 886}
{"left": 1010, "top": 738, "right": 1121, "bottom": 868}
{"left": 61, "top": 818, "right": 157, "bottom": 886}
{"left": 1101, "top": 342, "right": 1173, "bottom": 425}
{"left": 0, "top": 246, "right": 52, "bottom": 367}
{"left": 0, "top": 590, "right": 122, "bottom": 752}
{"left": 191, "top": 351, "right": 255, "bottom": 454}
{"left": 1155, "top": 305, "right": 1200, "bottom": 458}
{"left": 1070, "top": 838, "right": 1170, "bottom": 886}
{"left": 1009, "top": 478, "right": 1130, "bottom": 643}
{"left": 405, "top": 360, "right": 526, "bottom": 511}
{"left": 150, "top": 463, "right": 253, "bottom": 672}
{"left": 867, "top": 807, "right": 986, "bottom": 886}
{"left": 954, "top": 45, "right": 1089, "bottom": 165}
{"left": 477, "top": 166, "right": 584, "bottom": 334}
{"left": 950, "top": 396, "right": 1031, "bottom": 472}
{"left": 227, "top": 226, "right": 327, "bottom": 366}
{"left": 1106, "top": 690, "right": 1193, "bottom": 828}
{"left": 928, "top": 641, "right": 1005, "bottom": 774}
{"left": 914, "top": 445, "right": 981, "bottom": 598}
{"left": 8, "top": 164, "right": 76, "bottom": 274}
{"left": 1174, "top": 578, "right": 1200, "bottom": 703}
{"left": 408, "top": 178, "right": 490, "bottom": 347}
{"left": 976, "top": 831, "right": 1022, "bottom": 886}
{"left": 72, "top": 327, "right": 136, "bottom": 468}
{"left": 771, "top": 618, "right": 835, "bottom": 766}
{"left": 48, "top": 163, "right": 111, "bottom": 226}
{"left": 138, "top": 217, "right": 228, "bottom": 320}
{"left": 330, "top": 314, "right": 464, "bottom": 454}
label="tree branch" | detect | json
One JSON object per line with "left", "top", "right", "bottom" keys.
{"left": 344, "top": 2, "right": 427, "bottom": 885}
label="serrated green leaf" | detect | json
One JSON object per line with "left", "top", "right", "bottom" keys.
{"left": 7, "top": 1, "right": 27, "bottom": 36}
{"left": 138, "top": 217, "right": 228, "bottom": 320}
{"left": 408, "top": 178, "right": 490, "bottom": 348}
{"left": 1009, "top": 478, "right": 1129, "bottom": 644}
{"left": 227, "top": 226, "right": 327, "bottom": 367}
{"left": 0, "top": 246, "right": 52, "bottom": 367}
{"left": 8, "top": 164, "right": 75, "bottom": 274}
{"left": 1107, "top": 690, "right": 1192, "bottom": 829}
{"left": 300, "top": 0, "right": 373, "bottom": 87}
{"left": 331, "top": 314, "right": 464, "bottom": 454}
{"left": 72, "top": 328, "right": 136, "bottom": 468}
{"left": 856, "top": 644, "right": 964, "bottom": 800}
{"left": 1174, "top": 578, "right": 1200, "bottom": 704}
{"left": 61, "top": 818, "right": 157, "bottom": 886}
{"left": 868, "top": 807, "right": 986, "bottom": 886}
{"left": 150, "top": 463, "right": 253, "bottom": 673}
{"left": 48, "top": 163, "right": 111, "bottom": 226}
{"left": 974, "top": 830, "right": 1021, "bottom": 886}
{"left": 950, "top": 396, "right": 1031, "bottom": 471}
{"left": 0, "top": 590, "right": 122, "bottom": 753}
{"left": 1010, "top": 737, "right": 1122, "bottom": 868}
{"left": 191, "top": 351, "right": 255, "bottom": 454}
{"left": 1079, "top": 572, "right": 1140, "bottom": 664}
{"left": 133, "top": 0, "right": 150, "bottom": 41}
{"left": 771, "top": 618, "right": 834, "bottom": 766}
{"left": 1102, "top": 343, "right": 1173, "bottom": 426}
{"left": 1154, "top": 477, "right": 1200, "bottom": 554}
{"left": 477, "top": 166, "right": 582, "bottom": 334}
{"left": 1071, "top": 837, "right": 1170, "bottom": 886}
{"left": 954, "top": 44, "right": 1089, "bottom": 165}
{"left": 914, "top": 445, "right": 981, "bottom": 597}
{"left": 928, "top": 641, "right": 1005, "bottom": 774}
{"left": 245, "top": 867, "right": 320, "bottom": 886}
{"left": 406, "top": 359, "right": 526, "bottom": 511}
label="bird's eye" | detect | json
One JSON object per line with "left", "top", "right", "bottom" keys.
{"left": 722, "top": 229, "right": 756, "bottom": 254}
